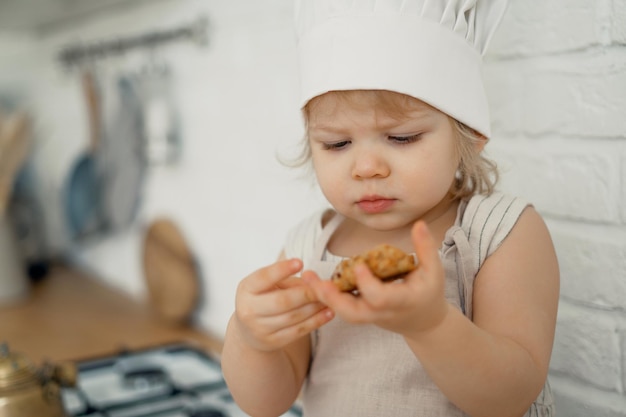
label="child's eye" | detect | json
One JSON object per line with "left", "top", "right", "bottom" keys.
{"left": 322, "top": 140, "right": 351, "bottom": 150}
{"left": 388, "top": 134, "right": 422, "bottom": 144}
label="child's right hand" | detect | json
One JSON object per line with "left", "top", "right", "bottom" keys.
{"left": 232, "top": 258, "right": 334, "bottom": 352}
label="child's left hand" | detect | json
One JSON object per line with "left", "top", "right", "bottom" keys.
{"left": 302, "top": 221, "right": 450, "bottom": 337}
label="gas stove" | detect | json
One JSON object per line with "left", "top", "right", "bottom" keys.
{"left": 61, "top": 343, "right": 302, "bottom": 417}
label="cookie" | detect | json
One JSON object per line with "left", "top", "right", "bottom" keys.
{"left": 331, "top": 244, "right": 417, "bottom": 292}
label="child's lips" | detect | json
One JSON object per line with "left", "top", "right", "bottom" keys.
{"left": 357, "top": 197, "right": 396, "bottom": 214}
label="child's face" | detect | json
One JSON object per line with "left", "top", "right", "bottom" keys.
{"left": 307, "top": 91, "right": 460, "bottom": 232}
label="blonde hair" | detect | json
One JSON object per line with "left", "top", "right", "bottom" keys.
{"left": 285, "top": 90, "right": 498, "bottom": 200}
{"left": 450, "top": 119, "right": 499, "bottom": 199}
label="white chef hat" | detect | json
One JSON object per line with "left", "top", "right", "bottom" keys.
{"left": 294, "top": 0, "right": 509, "bottom": 138}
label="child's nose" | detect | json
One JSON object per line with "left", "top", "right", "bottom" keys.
{"left": 351, "top": 147, "right": 390, "bottom": 179}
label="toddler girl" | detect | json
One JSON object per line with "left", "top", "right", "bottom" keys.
{"left": 222, "top": 1, "right": 559, "bottom": 416}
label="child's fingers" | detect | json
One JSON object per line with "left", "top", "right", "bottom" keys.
{"left": 300, "top": 271, "right": 327, "bottom": 302}
{"left": 261, "top": 301, "right": 332, "bottom": 333}
{"left": 253, "top": 284, "right": 320, "bottom": 317}
{"left": 411, "top": 221, "right": 441, "bottom": 276}
{"left": 265, "top": 306, "right": 334, "bottom": 346}
{"left": 301, "top": 270, "right": 330, "bottom": 297}
{"left": 240, "top": 258, "right": 303, "bottom": 294}
{"left": 275, "top": 276, "right": 306, "bottom": 290}
{"left": 235, "top": 301, "right": 333, "bottom": 352}
{"left": 302, "top": 270, "right": 372, "bottom": 322}
{"left": 354, "top": 264, "right": 406, "bottom": 309}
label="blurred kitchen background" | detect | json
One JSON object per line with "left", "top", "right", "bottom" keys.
{"left": 0, "top": 0, "right": 625, "bottom": 416}
{"left": 0, "top": 0, "right": 327, "bottom": 332}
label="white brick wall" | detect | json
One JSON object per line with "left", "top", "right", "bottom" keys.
{"left": 485, "top": 0, "right": 626, "bottom": 414}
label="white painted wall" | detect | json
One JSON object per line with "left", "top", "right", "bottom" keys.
{"left": 1, "top": 0, "right": 625, "bottom": 415}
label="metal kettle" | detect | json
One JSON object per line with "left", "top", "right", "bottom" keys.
{"left": 0, "top": 343, "right": 76, "bottom": 417}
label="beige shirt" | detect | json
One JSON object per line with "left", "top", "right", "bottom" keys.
{"left": 284, "top": 192, "right": 554, "bottom": 417}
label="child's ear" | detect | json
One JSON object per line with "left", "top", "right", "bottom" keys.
{"left": 474, "top": 132, "right": 488, "bottom": 152}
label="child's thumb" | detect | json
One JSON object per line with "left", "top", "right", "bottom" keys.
{"left": 411, "top": 221, "right": 439, "bottom": 274}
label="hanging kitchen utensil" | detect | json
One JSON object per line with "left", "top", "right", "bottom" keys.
{"left": 0, "top": 111, "right": 32, "bottom": 302}
{"left": 99, "top": 73, "right": 146, "bottom": 232}
{"left": 140, "top": 55, "right": 182, "bottom": 165}
{"left": 141, "top": 218, "right": 201, "bottom": 326}
{"left": 0, "top": 111, "right": 31, "bottom": 218}
{"left": 0, "top": 213, "right": 29, "bottom": 305}
{"left": 7, "top": 166, "right": 50, "bottom": 281}
{"left": 63, "top": 68, "right": 105, "bottom": 240}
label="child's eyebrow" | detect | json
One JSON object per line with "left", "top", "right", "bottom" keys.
{"left": 308, "top": 124, "right": 345, "bottom": 133}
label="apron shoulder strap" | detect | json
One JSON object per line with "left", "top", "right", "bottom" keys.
{"left": 455, "top": 193, "right": 530, "bottom": 318}
{"left": 313, "top": 210, "right": 344, "bottom": 261}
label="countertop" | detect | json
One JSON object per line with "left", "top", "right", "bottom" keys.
{"left": 0, "top": 264, "right": 223, "bottom": 364}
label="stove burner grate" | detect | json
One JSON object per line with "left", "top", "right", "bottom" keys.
{"left": 61, "top": 343, "right": 301, "bottom": 417}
